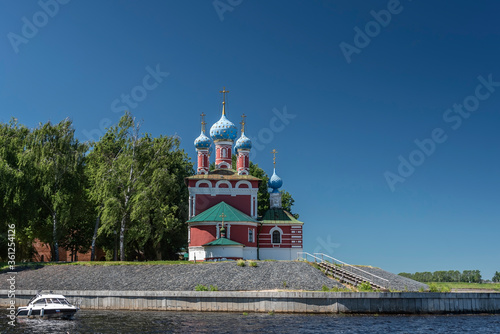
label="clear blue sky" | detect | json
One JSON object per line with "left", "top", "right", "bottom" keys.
{"left": 1, "top": 0, "right": 499, "bottom": 279}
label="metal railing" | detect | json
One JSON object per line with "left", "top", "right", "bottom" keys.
{"left": 296, "top": 252, "right": 323, "bottom": 263}
{"left": 297, "top": 252, "right": 389, "bottom": 288}
{"left": 314, "top": 253, "right": 389, "bottom": 287}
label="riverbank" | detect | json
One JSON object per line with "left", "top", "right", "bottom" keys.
{"left": 2, "top": 290, "right": 499, "bottom": 314}
{"left": 0, "top": 261, "right": 428, "bottom": 292}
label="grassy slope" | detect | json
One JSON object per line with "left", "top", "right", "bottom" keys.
{"left": 425, "top": 282, "right": 500, "bottom": 291}
{"left": 0, "top": 260, "right": 195, "bottom": 272}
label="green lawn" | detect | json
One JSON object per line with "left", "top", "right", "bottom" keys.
{"left": 425, "top": 282, "right": 500, "bottom": 291}
{"left": 0, "top": 260, "right": 194, "bottom": 271}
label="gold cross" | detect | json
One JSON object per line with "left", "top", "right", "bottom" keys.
{"left": 271, "top": 149, "right": 278, "bottom": 166}
{"left": 220, "top": 212, "right": 226, "bottom": 225}
{"left": 220, "top": 87, "right": 229, "bottom": 104}
{"left": 200, "top": 113, "right": 206, "bottom": 132}
{"left": 240, "top": 114, "right": 246, "bottom": 133}
{"left": 220, "top": 87, "right": 229, "bottom": 115}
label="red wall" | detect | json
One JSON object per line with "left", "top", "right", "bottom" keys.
{"left": 187, "top": 179, "right": 260, "bottom": 189}
{"left": 258, "top": 225, "right": 303, "bottom": 248}
{"left": 32, "top": 239, "right": 106, "bottom": 262}
{"left": 230, "top": 224, "right": 257, "bottom": 247}
{"left": 190, "top": 225, "right": 216, "bottom": 247}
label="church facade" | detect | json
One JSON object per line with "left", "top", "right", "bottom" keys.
{"left": 186, "top": 89, "right": 303, "bottom": 261}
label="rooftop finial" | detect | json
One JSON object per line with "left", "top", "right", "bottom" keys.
{"left": 200, "top": 112, "right": 206, "bottom": 133}
{"left": 220, "top": 87, "right": 229, "bottom": 115}
{"left": 219, "top": 212, "right": 227, "bottom": 238}
{"left": 240, "top": 114, "right": 246, "bottom": 133}
{"left": 271, "top": 149, "right": 278, "bottom": 167}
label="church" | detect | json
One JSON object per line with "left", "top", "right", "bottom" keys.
{"left": 186, "top": 88, "right": 304, "bottom": 261}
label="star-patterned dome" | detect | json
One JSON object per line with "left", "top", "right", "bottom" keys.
{"left": 210, "top": 114, "right": 238, "bottom": 141}
{"left": 194, "top": 131, "right": 211, "bottom": 149}
{"left": 234, "top": 132, "right": 252, "bottom": 152}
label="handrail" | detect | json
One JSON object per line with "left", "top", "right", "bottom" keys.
{"left": 313, "top": 253, "right": 389, "bottom": 285}
{"left": 296, "top": 252, "right": 323, "bottom": 263}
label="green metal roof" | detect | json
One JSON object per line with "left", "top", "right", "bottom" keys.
{"left": 203, "top": 237, "right": 244, "bottom": 247}
{"left": 187, "top": 201, "right": 258, "bottom": 223}
{"left": 260, "top": 209, "right": 304, "bottom": 225}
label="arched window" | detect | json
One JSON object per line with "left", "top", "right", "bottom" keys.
{"left": 272, "top": 230, "right": 281, "bottom": 244}
{"left": 221, "top": 148, "right": 227, "bottom": 158}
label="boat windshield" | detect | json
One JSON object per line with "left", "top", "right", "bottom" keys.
{"left": 33, "top": 299, "right": 46, "bottom": 305}
{"left": 46, "top": 298, "right": 68, "bottom": 304}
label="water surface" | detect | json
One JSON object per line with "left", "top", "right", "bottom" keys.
{"left": 2, "top": 309, "right": 499, "bottom": 333}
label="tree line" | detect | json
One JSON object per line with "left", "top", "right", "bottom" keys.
{"left": 0, "top": 112, "right": 297, "bottom": 262}
{"left": 399, "top": 270, "right": 484, "bottom": 283}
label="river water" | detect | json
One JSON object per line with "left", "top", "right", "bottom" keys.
{"left": 1, "top": 309, "right": 499, "bottom": 333}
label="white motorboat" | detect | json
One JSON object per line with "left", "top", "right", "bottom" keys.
{"left": 16, "top": 293, "right": 79, "bottom": 319}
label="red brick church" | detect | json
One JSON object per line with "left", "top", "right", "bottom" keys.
{"left": 186, "top": 88, "right": 304, "bottom": 261}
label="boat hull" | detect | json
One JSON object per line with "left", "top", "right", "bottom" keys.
{"left": 17, "top": 307, "right": 78, "bottom": 320}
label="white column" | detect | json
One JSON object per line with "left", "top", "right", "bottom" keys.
{"left": 189, "top": 196, "right": 193, "bottom": 218}
{"left": 192, "top": 196, "right": 196, "bottom": 217}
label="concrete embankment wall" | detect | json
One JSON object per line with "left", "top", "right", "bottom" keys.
{"left": 2, "top": 290, "right": 499, "bottom": 314}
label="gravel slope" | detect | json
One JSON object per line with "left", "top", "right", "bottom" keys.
{"left": 348, "top": 266, "right": 429, "bottom": 291}
{"left": 2, "top": 261, "right": 344, "bottom": 291}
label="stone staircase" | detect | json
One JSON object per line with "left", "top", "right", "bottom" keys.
{"left": 318, "top": 261, "right": 387, "bottom": 291}
{"left": 298, "top": 252, "right": 390, "bottom": 291}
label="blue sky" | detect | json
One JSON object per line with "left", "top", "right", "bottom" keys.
{"left": 1, "top": 0, "right": 499, "bottom": 279}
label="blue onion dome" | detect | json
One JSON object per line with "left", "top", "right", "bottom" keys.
{"left": 210, "top": 114, "right": 238, "bottom": 141}
{"left": 234, "top": 132, "right": 252, "bottom": 152}
{"left": 194, "top": 131, "right": 211, "bottom": 149}
{"left": 268, "top": 168, "right": 283, "bottom": 193}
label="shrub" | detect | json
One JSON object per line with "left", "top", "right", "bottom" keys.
{"left": 209, "top": 285, "right": 218, "bottom": 291}
{"left": 195, "top": 284, "right": 208, "bottom": 291}
{"left": 428, "top": 283, "right": 439, "bottom": 292}
{"left": 237, "top": 259, "right": 246, "bottom": 267}
{"left": 248, "top": 261, "right": 258, "bottom": 267}
{"left": 440, "top": 285, "right": 451, "bottom": 293}
{"left": 358, "top": 282, "right": 374, "bottom": 292}
{"left": 242, "top": 312, "right": 248, "bottom": 316}
{"left": 282, "top": 281, "right": 287, "bottom": 288}
{"left": 322, "top": 285, "right": 330, "bottom": 292}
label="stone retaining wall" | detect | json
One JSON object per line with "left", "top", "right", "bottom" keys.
{"left": 1, "top": 290, "right": 499, "bottom": 314}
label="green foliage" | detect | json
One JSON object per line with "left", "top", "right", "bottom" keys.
{"left": 195, "top": 284, "right": 218, "bottom": 291}
{"left": 330, "top": 287, "right": 352, "bottom": 292}
{"left": 242, "top": 312, "right": 248, "bottom": 316}
{"left": 0, "top": 113, "right": 193, "bottom": 262}
{"left": 247, "top": 161, "right": 298, "bottom": 218}
{"left": 427, "top": 283, "right": 452, "bottom": 292}
{"left": 195, "top": 284, "right": 209, "bottom": 291}
{"left": 440, "top": 285, "right": 451, "bottom": 293}
{"left": 248, "top": 260, "right": 258, "bottom": 267}
{"left": 237, "top": 259, "right": 246, "bottom": 267}
{"left": 493, "top": 271, "right": 500, "bottom": 283}
{"left": 357, "top": 282, "right": 374, "bottom": 292}
{"left": 282, "top": 281, "right": 287, "bottom": 288}
{"left": 399, "top": 270, "right": 482, "bottom": 283}
{"left": 321, "top": 285, "right": 330, "bottom": 292}
{"left": 0, "top": 118, "right": 90, "bottom": 261}
{"left": 87, "top": 112, "right": 193, "bottom": 260}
